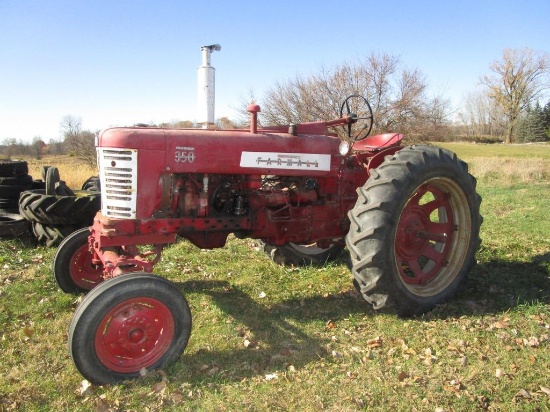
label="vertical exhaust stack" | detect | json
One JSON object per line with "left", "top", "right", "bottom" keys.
{"left": 197, "top": 44, "right": 221, "bottom": 129}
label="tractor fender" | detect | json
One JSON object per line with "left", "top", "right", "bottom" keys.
{"left": 366, "top": 145, "right": 404, "bottom": 172}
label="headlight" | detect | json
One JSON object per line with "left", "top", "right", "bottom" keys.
{"left": 339, "top": 141, "right": 350, "bottom": 156}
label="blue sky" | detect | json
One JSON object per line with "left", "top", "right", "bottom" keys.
{"left": 1, "top": 0, "right": 548, "bottom": 142}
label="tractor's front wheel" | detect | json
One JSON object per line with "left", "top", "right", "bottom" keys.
{"left": 53, "top": 227, "right": 104, "bottom": 293}
{"left": 346, "top": 145, "right": 482, "bottom": 316}
{"left": 69, "top": 273, "right": 192, "bottom": 385}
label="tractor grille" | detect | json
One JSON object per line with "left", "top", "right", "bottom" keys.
{"left": 98, "top": 148, "right": 138, "bottom": 219}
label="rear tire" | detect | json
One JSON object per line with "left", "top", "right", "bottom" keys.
{"left": 19, "top": 189, "right": 100, "bottom": 225}
{"left": 259, "top": 240, "right": 344, "bottom": 266}
{"left": 32, "top": 221, "right": 79, "bottom": 247}
{"left": 69, "top": 273, "right": 192, "bottom": 385}
{"left": 346, "top": 145, "right": 482, "bottom": 317}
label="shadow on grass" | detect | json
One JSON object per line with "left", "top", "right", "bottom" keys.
{"left": 167, "top": 278, "right": 366, "bottom": 385}
{"left": 161, "top": 252, "right": 549, "bottom": 385}
{"left": 428, "top": 251, "right": 550, "bottom": 318}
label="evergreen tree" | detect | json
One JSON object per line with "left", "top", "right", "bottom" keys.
{"left": 542, "top": 101, "right": 550, "bottom": 138}
{"left": 516, "top": 103, "right": 548, "bottom": 142}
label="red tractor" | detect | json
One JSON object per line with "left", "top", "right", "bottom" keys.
{"left": 53, "top": 95, "right": 481, "bottom": 384}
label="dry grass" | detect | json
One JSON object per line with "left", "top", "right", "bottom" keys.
{"left": 468, "top": 157, "right": 550, "bottom": 185}
{"left": 25, "top": 156, "right": 98, "bottom": 190}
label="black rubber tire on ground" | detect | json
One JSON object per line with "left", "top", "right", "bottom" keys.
{"left": 259, "top": 240, "right": 345, "bottom": 265}
{"left": 81, "top": 176, "right": 101, "bottom": 192}
{"left": 0, "top": 174, "right": 33, "bottom": 186}
{"left": 69, "top": 273, "right": 192, "bottom": 385}
{"left": 40, "top": 166, "right": 52, "bottom": 181}
{"left": 19, "top": 189, "right": 100, "bottom": 225}
{"left": 346, "top": 145, "right": 482, "bottom": 317}
{"left": 0, "top": 197, "right": 21, "bottom": 210}
{"left": 32, "top": 221, "right": 79, "bottom": 247}
{"left": 0, "top": 160, "right": 28, "bottom": 177}
{"left": 0, "top": 212, "right": 31, "bottom": 237}
{"left": 45, "top": 166, "right": 60, "bottom": 196}
{"left": 0, "top": 175, "right": 33, "bottom": 204}
{"left": 52, "top": 227, "right": 104, "bottom": 293}
{"left": 0, "top": 201, "right": 19, "bottom": 214}
{"left": 31, "top": 180, "right": 46, "bottom": 190}
{"left": 0, "top": 183, "right": 33, "bottom": 199}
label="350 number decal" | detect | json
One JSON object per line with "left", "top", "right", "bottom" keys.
{"left": 175, "top": 147, "right": 196, "bottom": 163}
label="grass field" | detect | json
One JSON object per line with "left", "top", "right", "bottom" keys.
{"left": 0, "top": 143, "right": 549, "bottom": 411}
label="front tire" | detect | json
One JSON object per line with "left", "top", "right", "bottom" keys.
{"left": 53, "top": 227, "right": 104, "bottom": 293}
{"left": 69, "top": 273, "right": 192, "bottom": 385}
{"left": 346, "top": 145, "right": 482, "bottom": 316}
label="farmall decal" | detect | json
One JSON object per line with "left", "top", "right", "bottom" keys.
{"left": 240, "top": 152, "right": 331, "bottom": 171}
{"left": 174, "top": 146, "right": 196, "bottom": 163}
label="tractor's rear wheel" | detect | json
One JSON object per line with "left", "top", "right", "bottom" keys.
{"left": 69, "top": 273, "right": 192, "bottom": 385}
{"left": 346, "top": 145, "right": 482, "bottom": 317}
{"left": 53, "top": 227, "right": 104, "bottom": 293}
{"left": 259, "top": 240, "right": 344, "bottom": 266}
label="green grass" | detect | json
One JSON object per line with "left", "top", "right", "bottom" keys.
{"left": 1, "top": 146, "right": 549, "bottom": 411}
{"left": 439, "top": 142, "right": 550, "bottom": 159}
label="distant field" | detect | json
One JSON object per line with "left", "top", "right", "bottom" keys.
{"left": 20, "top": 155, "right": 98, "bottom": 190}
{"left": 438, "top": 142, "right": 550, "bottom": 159}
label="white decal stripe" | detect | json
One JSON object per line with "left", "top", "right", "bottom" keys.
{"left": 240, "top": 151, "right": 331, "bottom": 171}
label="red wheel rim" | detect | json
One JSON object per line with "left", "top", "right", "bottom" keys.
{"left": 395, "top": 182, "right": 456, "bottom": 286}
{"left": 94, "top": 297, "right": 175, "bottom": 373}
{"left": 70, "top": 244, "right": 103, "bottom": 289}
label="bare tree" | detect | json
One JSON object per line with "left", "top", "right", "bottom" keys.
{"left": 242, "top": 53, "right": 451, "bottom": 141}
{"left": 61, "top": 115, "right": 97, "bottom": 166}
{"left": 459, "top": 91, "right": 507, "bottom": 139}
{"left": 32, "top": 136, "right": 46, "bottom": 159}
{"left": 480, "top": 48, "right": 550, "bottom": 144}
{"left": 60, "top": 115, "right": 82, "bottom": 137}
{"left": 216, "top": 117, "right": 237, "bottom": 129}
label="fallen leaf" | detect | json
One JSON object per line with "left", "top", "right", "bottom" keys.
{"left": 79, "top": 380, "right": 92, "bottom": 396}
{"left": 366, "top": 336, "right": 383, "bottom": 349}
{"left": 265, "top": 373, "right": 278, "bottom": 381}
{"left": 397, "top": 371, "right": 409, "bottom": 381}
{"left": 207, "top": 367, "right": 220, "bottom": 376}
{"left": 514, "top": 389, "right": 531, "bottom": 400}
{"left": 539, "top": 386, "right": 550, "bottom": 397}
{"left": 151, "top": 380, "right": 166, "bottom": 393}
{"left": 95, "top": 397, "right": 110, "bottom": 412}
{"left": 244, "top": 339, "right": 258, "bottom": 349}
{"left": 325, "top": 320, "right": 336, "bottom": 329}
{"left": 171, "top": 391, "right": 185, "bottom": 403}
{"left": 525, "top": 337, "right": 540, "bottom": 347}
{"left": 491, "top": 320, "right": 510, "bottom": 329}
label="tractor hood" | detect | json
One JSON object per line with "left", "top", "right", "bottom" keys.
{"left": 97, "top": 126, "right": 344, "bottom": 176}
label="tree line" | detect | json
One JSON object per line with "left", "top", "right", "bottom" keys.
{"left": 2, "top": 47, "right": 548, "bottom": 160}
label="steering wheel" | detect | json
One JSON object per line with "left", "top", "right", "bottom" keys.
{"left": 339, "top": 95, "right": 374, "bottom": 141}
